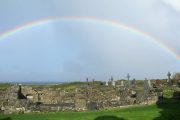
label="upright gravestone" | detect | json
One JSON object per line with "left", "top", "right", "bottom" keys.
{"left": 143, "top": 78, "right": 150, "bottom": 103}
{"left": 148, "top": 80, "right": 152, "bottom": 88}
{"left": 167, "top": 72, "right": 172, "bottom": 86}
{"left": 120, "top": 81, "right": 124, "bottom": 86}
{"left": 86, "top": 77, "right": 89, "bottom": 86}
{"left": 106, "top": 81, "right": 109, "bottom": 86}
{"left": 127, "top": 73, "right": 130, "bottom": 87}
{"left": 112, "top": 81, "right": 116, "bottom": 87}
{"left": 144, "top": 78, "right": 149, "bottom": 90}
{"left": 110, "top": 76, "right": 114, "bottom": 86}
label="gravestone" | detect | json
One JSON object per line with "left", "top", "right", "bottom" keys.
{"left": 110, "top": 76, "right": 115, "bottom": 86}
{"left": 86, "top": 77, "right": 90, "bottom": 86}
{"left": 105, "top": 81, "right": 109, "bottom": 86}
{"left": 148, "top": 80, "right": 151, "bottom": 88}
{"left": 144, "top": 78, "right": 150, "bottom": 99}
{"left": 144, "top": 78, "right": 150, "bottom": 90}
{"left": 112, "top": 81, "right": 115, "bottom": 87}
{"left": 120, "top": 81, "right": 124, "bottom": 86}
{"left": 167, "top": 72, "right": 172, "bottom": 86}
{"left": 127, "top": 73, "right": 130, "bottom": 87}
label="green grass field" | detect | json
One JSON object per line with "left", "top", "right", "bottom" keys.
{"left": 0, "top": 84, "right": 11, "bottom": 90}
{"left": 1, "top": 98, "right": 180, "bottom": 120}
{"left": 31, "top": 81, "right": 103, "bottom": 90}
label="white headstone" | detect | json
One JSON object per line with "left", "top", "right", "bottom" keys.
{"left": 121, "top": 81, "right": 124, "bottom": 86}
{"left": 112, "top": 81, "right": 115, "bottom": 86}
{"left": 148, "top": 80, "right": 151, "bottom": 88}
{"left": 106, "top": 81, "right": 109, "bottom": 86}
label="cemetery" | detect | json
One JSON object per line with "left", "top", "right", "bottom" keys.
{"left": 0, "top": 72, "right": 180, "bottom": 115}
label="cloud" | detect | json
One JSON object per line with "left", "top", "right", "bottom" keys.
{"left": 0, "top": 0, "right": 180, "bottom": 82}
{"left": 163, "top": 0, "right": 180, "bottom": 12}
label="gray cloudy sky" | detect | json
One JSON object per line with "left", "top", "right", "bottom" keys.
{"left": 0, "top": 0, "right": 180, "bottom": 82}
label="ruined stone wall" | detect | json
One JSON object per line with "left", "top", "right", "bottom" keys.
{"left": 1, "top": 84, "right": 160, "bottom": 113}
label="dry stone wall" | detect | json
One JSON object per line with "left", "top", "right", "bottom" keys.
{"left": 0, "top": 82, "right": 160, "bottom": 114}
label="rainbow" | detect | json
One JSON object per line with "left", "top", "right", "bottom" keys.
{"left": 0, "top": 16, "right": 179, "bottom": 60}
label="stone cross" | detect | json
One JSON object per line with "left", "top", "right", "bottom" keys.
{"left": 127, "top": 73, "right": 130, "bottom": 81}
{"left": 127, "top": 73, "right": 130, "bottom": 87}
{"left": 167, "top": 72, "right": 172, "bottom": 86}
{"left": 86, "top": 77, "right": 90, "bottom": 86}
{"left": 144, "top": 78, "right": 150, "bottom": 99}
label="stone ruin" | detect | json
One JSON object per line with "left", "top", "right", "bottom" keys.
{"left": 0, "top": 79, "right": 163, "bottom": 114}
